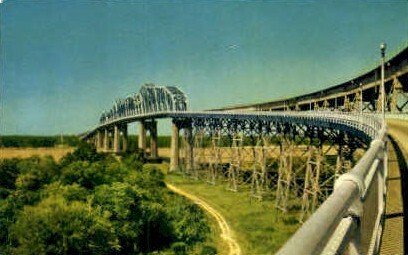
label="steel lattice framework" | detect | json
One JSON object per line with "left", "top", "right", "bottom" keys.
{"left": 99, "top": 84, "right": 188, "bottom": 124}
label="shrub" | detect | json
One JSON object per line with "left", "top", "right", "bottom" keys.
{"left": 171, "top": 242, "right": 187, "bottom": 255}
{"left": 200, "top": 245, "right": 217, "bottom": 255}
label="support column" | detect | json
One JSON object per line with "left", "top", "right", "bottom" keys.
{"left": 138, "top": 121, "right": 146, "bottom": 155}
{"left": 170, "top": 121, "right": 180, "bottom": 171}
{"left": 122, "top": 125, "right": 128, "bottom": 153}
{"left": 113, "top": 125, "right": 120, "bottom": 153}
{"left": 103, "top": 129, "right": 108, "bottom": 152}
{"left": 96, "top": 130, "right": 102, "bottom": 151}
{"left": 93, "top": 135, "right": 98, "bottom": 148}
{"left": 184, "top": 125, "right": 194, "bottom": 172}
{"left": 150, "top": 120, "right": 158, "bottom": 158}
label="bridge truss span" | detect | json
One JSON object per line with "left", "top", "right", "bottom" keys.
{"left": 99, "top": 84, "right": 188, "bottom": 124}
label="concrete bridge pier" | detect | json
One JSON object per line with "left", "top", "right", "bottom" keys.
{"left": 138, "top": 121, "right": 147, "bottom": 156}
{"left": 170, "top": 121, "right": 180, "bottom": 171}
{"left": 147, "top": 120, "right": 158, "bottom": 158}
{"left": 184, "top": 124, "right": 194, "bottom": 173}
{"left": 138, "top": 120, "right": 158, "bottom": 158}
{"left": 103, "top": 128, "right": 109, "bottom": 152}
{"left": 92, "top": 135, "right": 97, "bottom": 149}
{"left": 121, "top": 124, "right": 128, "bottom": 153}
{"left": 96, "top": 130, "right": 102, "bottom": 151}
{"left": 113, "top": 125, "right": 120, "bottom": 153}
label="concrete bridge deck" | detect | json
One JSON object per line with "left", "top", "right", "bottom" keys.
{"left": 380, "top": 119, "right": 408, "bottom": 254}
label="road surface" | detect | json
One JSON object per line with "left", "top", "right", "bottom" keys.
{"left": 380, "top": 119, "right": 408, "bottom": 254}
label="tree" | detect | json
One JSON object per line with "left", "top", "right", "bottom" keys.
{"left": 59, "top": 161, "right": 105, "bottom": 189}
{"left": 15, "top": 156, "right": 59, "bottom": 191}
{"left": 125, "top": 166, "right": 165, "bottom": 191}
{"left": 41, "top": 182, "right": 89, "bottom": 202}
{"left": 0, "top": 159, "right": 20, "bottom": 199}
{"left": 92, "top": 182, "right": 174, "bottom": 253}
{"left": 10, "top": 195, "right": 119, "bottom": 255}
{"left": 165, "top": 194, "right": 209, "bottom": 245}
{"left": 59, "top": 160, "right": 130, "bottom": 190}
{"left": 12, "top": 156, "right": 59, "bottom": 206}
{"left": 59, "top": 142, "right": 105, "bottom": 167}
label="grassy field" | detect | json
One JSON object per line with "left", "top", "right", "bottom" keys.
{"left": 0, "top": 147, "right": 74, "bottom": 161}
{"left": 164, "top": 166, "right": 301, "bottom": 255}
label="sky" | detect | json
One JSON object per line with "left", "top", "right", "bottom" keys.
{"left": 1, "top": 0, "right": 407, "bottom": 135}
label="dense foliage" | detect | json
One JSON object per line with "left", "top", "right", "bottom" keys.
{"left": 0, "top": 135, "right": 172, "bottom": 149}
{"left": 0, "top": 143, "right": 211, "bottom": 255}
{"left": 0, "top": 135, "right": 80, "bottom": 148}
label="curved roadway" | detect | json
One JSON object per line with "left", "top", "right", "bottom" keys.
{"left": 380, "top": 119, "right": 408, "bottom": 254}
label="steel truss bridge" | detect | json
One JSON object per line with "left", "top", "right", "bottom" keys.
{"left": 82, "top": 46, "right": 408, "bottom": 255}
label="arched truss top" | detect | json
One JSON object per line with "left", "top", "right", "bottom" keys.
{"left": 99, "top": 84, "right": 188, "bottom": 123}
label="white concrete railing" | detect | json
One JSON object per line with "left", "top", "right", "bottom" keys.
{"left": 277, "top": 113, "right": 387, "bottom": 255}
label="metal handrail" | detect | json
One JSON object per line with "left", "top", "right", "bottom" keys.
{"left": 277, "top": 117, "right": 387, "bottom": 255}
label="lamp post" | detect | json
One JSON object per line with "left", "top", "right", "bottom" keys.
{"left": 360, "top": 83, "right": 363, "bottom": 114}
{"left": 380, "top": 43, "right": 386, "bottom": 124}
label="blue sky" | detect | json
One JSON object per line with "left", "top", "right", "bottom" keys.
{"left": 1, "top": 1, "right": 407, "bottom": 135}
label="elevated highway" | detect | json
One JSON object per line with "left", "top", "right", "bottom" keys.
{"left": 213, "top": 46, "right": 408, "bottom": 113}
{"left": 81, "top": 46, "right": 408, "bottom": 255}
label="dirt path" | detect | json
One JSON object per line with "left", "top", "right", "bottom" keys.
{"left": 166, "top": 183, "right": 241, "bottom": 255}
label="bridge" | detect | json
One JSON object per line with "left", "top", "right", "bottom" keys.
{"left": 82, "top": 45, "right": 408, "bottom": 255}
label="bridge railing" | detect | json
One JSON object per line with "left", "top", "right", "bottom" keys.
{"left": 277, "top": 113, "right": 387, "bottom": 255}
{"left": 385, "top": 113, "right": 408, "bottom": 121}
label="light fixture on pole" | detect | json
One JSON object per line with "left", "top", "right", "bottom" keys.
{"left": 360, "top": 83, "right": 363, "bottom": 114}
{"left": 380, "top": 43, "right": 386, "bottom": 124}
